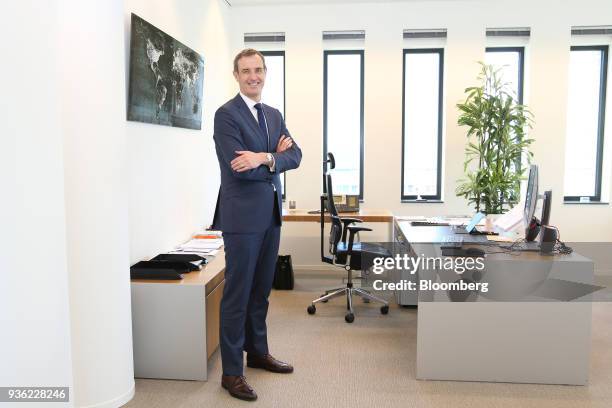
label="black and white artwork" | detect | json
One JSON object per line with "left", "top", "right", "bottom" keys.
{"left": 127, "top": 14, "right": 204, "bottom": 130}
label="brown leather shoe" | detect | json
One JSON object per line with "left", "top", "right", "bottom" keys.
{"left": 221, "top": 375, "right": 257, "bottom": 401}
{"left": 246, "top": 353, "right": 294, "bottom": 373}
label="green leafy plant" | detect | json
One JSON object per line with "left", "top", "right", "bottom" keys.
{"left": 456, "top": 62, "right": 534, "bottom": 214}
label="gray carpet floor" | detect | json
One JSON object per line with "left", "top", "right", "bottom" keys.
{"left": 124, "top": 273, "right": 612, "bottom": 408}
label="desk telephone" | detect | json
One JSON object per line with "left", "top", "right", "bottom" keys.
{"left": 333, "top": 194, "right": 360, "bottom": 213}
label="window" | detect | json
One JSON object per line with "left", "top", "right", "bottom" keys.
{"left": 485, "top": 47, "right": 525, "bottom": 103}
{"left": 485, "top": 47, "right": 526, "bottom": 194}
{"left": 323, "top": 50, "right": 364, "bottom": 198}
{"left": 261, "top": 51, "right": 286, "bottom": 199}
{"left": 401, "top": 49, "right": 444, "bottom": 200}
{"left": 564, "top": 46, "right": 608, "bottom": 202}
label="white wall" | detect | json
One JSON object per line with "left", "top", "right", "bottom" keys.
{"left": 0, "top": 2, "right": 74, "bottom": 406}
{"left": 230, "top": 0, "right": 612, "bottom": 266}
{"left": 126, "top": 0, "right": 233, "bottom": 264}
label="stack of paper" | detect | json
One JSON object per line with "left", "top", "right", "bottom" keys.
{"left": 493, "top": 203, "right": 524, "bottom": 232}
{"left": 179, "top": 238, "right": 223, "bottom": 250}
{"left": 193, "top": 230, "right": 223, "bottom": 239}
{"left": 166, "top": 249, "right": 220, "bottom": 257}
{"left": 169, "top": 234, "right": 224, "bottom": 257}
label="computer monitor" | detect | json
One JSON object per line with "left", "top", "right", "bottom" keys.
{"left": 524, "top": 164, "right": 539, "bottom": 239}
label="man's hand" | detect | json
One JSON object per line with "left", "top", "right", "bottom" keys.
{"left": 276, "top": 135, "right": 293, "bottom": 153}
{"left": 231, "top": 151, "right": 267, "bottom": 172}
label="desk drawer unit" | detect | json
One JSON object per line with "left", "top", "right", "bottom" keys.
{"left": 131, "top": 254, "right": 225, "bottom": 381}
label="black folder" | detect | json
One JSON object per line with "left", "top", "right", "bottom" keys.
{"left": 151, "top": 254, "right": 207, "bottom": 270}
{"left": 130, "top": 260, "right": 193, "bottom": 280}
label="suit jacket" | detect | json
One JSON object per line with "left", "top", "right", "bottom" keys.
{"left": 212, "top": 94, "right": 302, "bottom": 233}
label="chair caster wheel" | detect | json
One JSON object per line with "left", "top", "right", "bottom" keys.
{"left": 345, "top": 313, "right": 355, "bottom": 323}
{"left": 320, "top": 295, "right": 329, "bottom": 303}
{"left": 307, "top": 305, "right": 316, "bottom": 315}
{"left": 380, "top": 305, "right": 389, "bottom": 315}
{"left": 363, "top": 298, "right": 370, "bottom": 303}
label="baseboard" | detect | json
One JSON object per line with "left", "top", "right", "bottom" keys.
{"left": 78, "top": 381, "right": 135, "bottom": 408}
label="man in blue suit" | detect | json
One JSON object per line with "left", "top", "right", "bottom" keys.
{"left": 212, "top": 48, "right": 302, "bottom": 401}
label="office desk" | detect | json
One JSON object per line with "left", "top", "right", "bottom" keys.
{"left": 130, "top": 249, "right": 225, "bottom": 381}
{"left": 282, "top": 208, "right": 393, "bottom": 223}
{"left": 395, "top": 221, "right": 594, "bottom": 385}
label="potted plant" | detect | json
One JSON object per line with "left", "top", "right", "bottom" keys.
{"left": 456, "top": 62, "right": 534, "bottom": 214}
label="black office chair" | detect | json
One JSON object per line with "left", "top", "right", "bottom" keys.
{"left": 306, "top": 173, "right": 390, "bottom": 323}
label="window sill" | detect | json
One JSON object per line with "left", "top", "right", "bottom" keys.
{"left": 563, "top": 201, "right": 609, "bottom": 205}
{"left": 401, "top": 199, "right": 444, "bottom": 204}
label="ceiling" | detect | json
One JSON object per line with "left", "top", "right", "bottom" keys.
{"left": 226, "top": 0, "right": 455, "bottom": 6}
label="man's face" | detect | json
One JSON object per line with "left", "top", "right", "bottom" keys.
{"left": 234, "top": 54, "right": 266, "bottom": 101}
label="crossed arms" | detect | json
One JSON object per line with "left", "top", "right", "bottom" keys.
{"left": 213, "top": 108, "right": 302, "bottom": 182}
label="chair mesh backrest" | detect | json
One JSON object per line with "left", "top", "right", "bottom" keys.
{"left": 326, "top": 173, "right": 342, "bottom": 255}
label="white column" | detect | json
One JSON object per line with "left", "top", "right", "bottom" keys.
{"left": 59, "top": 0, "right": 134, "bottom": 406}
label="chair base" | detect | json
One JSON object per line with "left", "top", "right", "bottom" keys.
{"left": 307, "top": 285, "right": 389, "bottom": 323}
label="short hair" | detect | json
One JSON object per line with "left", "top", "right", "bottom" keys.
{"left": 233, "top": 48, "right": 267, "bottom": 73}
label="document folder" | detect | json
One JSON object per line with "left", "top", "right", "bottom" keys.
{"left": 152, "top": 254, "right": 207, "bottom": 270}
{"left": 130, "top": 260, "right": 193, "bottom": 280}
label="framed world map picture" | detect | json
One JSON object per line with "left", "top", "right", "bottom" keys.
{"left": 127, "top": 13, "right": 204, "bottom": 130}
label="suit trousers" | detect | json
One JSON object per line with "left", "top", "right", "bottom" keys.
{"left": 220, "top": 217, "right": 281, "bottom": 376}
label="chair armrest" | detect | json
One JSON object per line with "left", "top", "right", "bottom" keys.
{"left": 347, "top": 226, "right": 372, "bottom": 234}
{"left": 346, "top": 226, "right": 373, "bottom": 255}
{"left": 340, "top": 217, "right": 363, "bottom": 242}
{"left": 340, "top": 217, "right": 363, "bottom": 225}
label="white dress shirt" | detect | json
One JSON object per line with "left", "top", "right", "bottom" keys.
{"left": 240, "top": 93, "right": 262, "bottom": 122}
{"left": 239, "top": 92, "right": 275, "bottom": 172}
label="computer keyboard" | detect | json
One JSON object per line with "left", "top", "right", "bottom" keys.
{"left": 441, "top": 235, "right": 464, "bottom": 245}
{"left": 410, "top": 221, "right": 450, "bottom": 227}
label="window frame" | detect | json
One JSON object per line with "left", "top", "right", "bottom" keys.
{"left": 564, "top": 45, "right": 608, "bottom": 203}
{"left": 261, "top": 50, "right": 287, "bottom": 200}
{"left": 400, "top": 48, "right": 444, "bottom": 202}
{"left": 322, "top": 49, "right": 365, "bottom": 200}
{"left": 485, "top": 46, "right": 526, "bottom": 192}
{"left": 484, "top": 46, "right": 525, "bottom": 104}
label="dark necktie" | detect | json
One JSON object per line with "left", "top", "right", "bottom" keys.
{"left": 254, "top": 103, "right": 269, "bottom": 152}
